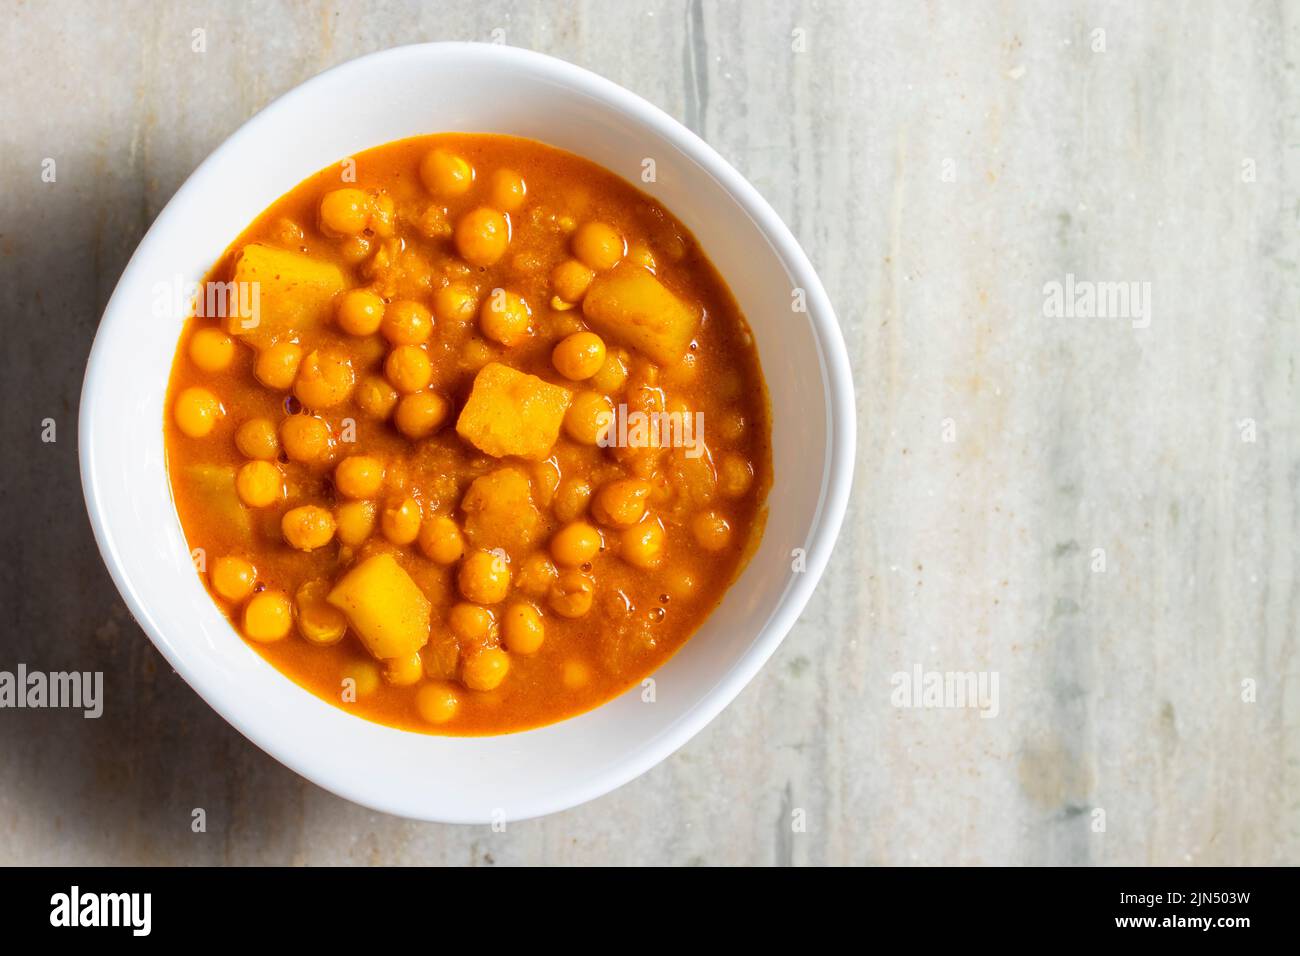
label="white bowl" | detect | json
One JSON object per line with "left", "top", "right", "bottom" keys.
{"left": 79, "top": 42, "right": 855, "bottom": 823}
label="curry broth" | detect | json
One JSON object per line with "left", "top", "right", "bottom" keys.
{"left": 164, "top": 133, "right": 771, "bottom": 735}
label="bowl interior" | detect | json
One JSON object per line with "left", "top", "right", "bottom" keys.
{"left": 81, "top": 43, "right": 848, "bottom": 822}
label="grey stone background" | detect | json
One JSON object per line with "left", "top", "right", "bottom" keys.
{"left": 1, "top": 0, "right": 1297, "bottom": 865}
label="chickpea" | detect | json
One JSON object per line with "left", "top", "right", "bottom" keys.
{"left": 550, "top": 521, "right": 602, "bottom": 567}
{"left": 487, "top": 168, "right": 527, "bottom": 212}
{"left": 334, "top": 454, "right": 385, "bottom": 499}
{"left": 234, "top": 417, "right": 279, "bottom": 460}
{"left": 552, "top": 331, "right": 607, "bottom": 381}
{"left": 341, "top": 659, "right": 381, "bottom": 698}
{"left": 454, "top": 206, "right": 510, "bottom": 267}
{"left": 336, "top": 288, "right": 386, "bottom": 336}
{"left": 173, "top": 386, "right": 223, "bottom": 438}
{"left": 356, "top": 374, "right": 399, "bottom": 419}
{"left": 418, "top": 515, "right": 464, "bottom": 564}
{"left": 294, "top": 349, "right": 355, "bottom": 408}
{"left": 551, "top": 258, "right": 594, "bottom": 304}
{"left": 188, "top": 326, "right": 235, "bottom": 372}
{"left": 458, "top": 549, "right": 510, "bottom": 605}
{"left": 448, "top": 602, "right": 496, "bottom": 644}
{"left": 273, "top": 218, "right": 304, "bottom": 245}
{"left": 380, "top": 300, "right": 433, "bottom": 346}
{"left": 549, "top": 570, "right": 595, "bottom": 619}
{"left": 381, "top": 496, "right": 422, "bottom": 545}
{"left": 550, "top": 310, "right": 584, "bottom": 335}
{"left": 295, "top": 579, "right": 347, "bottom": 645}
{"left": 627, "top": 241, "right": 657, "bottom": 271}
{"left": 279, "top": 415, "right": 331, "bottom": 463}
{"left": 371, "top": 193, "right": 396, "bottom": 237}
{"left": 282, "top": 504, "right": 336, "bottom": 551}
{"left": 663, "top": 566, "right": 698, "bottom": 601}
{"left": 662, "top": 233, "right": 688, "bottom": 262}
{"left": 562, "top": 659, "right": 591, "bottom": 689}
{"left": 253, "top": 342, "right": 302, "bottom": 391}
{"left": 394, "top": 391, "right": 450, "bottom": 440}
{"left": 589, "top": 348, "right": 630, "bottom": 394}
{"left": 462, "top": 646, "right": 510, "bottom": 691}
{"left": 719, "top": 410, "right": 746, "bottom": 442}
{"left": 339, "top": 234, "right": 372, "bottom": 264}
{"left": 415, "top": 204, "right": 451, "bottom": 240}
{"left": 334, "top": 499, "right": 377, "bottom": 547}
{"left": 383, "top": 652, "right": 425, "bottom": 687}
{"left": 210, "top": 556, "right": 256, "bottom": 602}
{"left": 419, "top": 148, "right": 474, "bottom": 197}
{"left": 502, "top": 602, "right": 545, "bottom": 655}
{"left": 692, "top": 510, "right": 732, "bottom": 551}
{"left": 375, "top": 195, "right": 398, "bottom": 236}
{"left": 533, "top": 457, "right": 561, "bottom": 505}
{"left": 384, "top": 344, "right": 433, "bottom": 393}
{"left": 460, "top": 337, "right": 495, "bottom": 372}
{"left": 621, "top": 517, "right": 665, "bottom": 568}
{"left": 479, "top": 289, "right": 532, "bottom": 346}
{"left": 719, "top": 454, "right": 755, "bottom": 497}
{"left": 234, "top": 460, "right": 283, "bottom": 508}
{"left": 416, "top": 682, "right": 460, "bottom": 724}
{"left": 242, "top": 590, "right": 293, "bottom": 643}
{"left": 563, "top": 391, "right": 613, "bottom": 445}
{"left": 515, "top": 552, "right": 558, "bottom": 598}
{"left": 572, "top": 221, "right": 625, "bottom": 271}
{"left": 592, "top": 478, "right": 652, "bottom": 528}
{"left": 319, "top": 187, "right": 372, "bottom": 236}
{"left": 552, "top": 477, "right": 592, "bottom": 523}
{"left": 433, "top": 282, "right": 478, "bottom": 324}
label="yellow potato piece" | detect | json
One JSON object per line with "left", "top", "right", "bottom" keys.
{"left": 455, "top": 362, "right": 572, "bottom": 461}
{"left": 326, "top": 553, "right": 431, "bottom": 660}
{"left": 184, "top": 464, "right": 251, "bottom": 538}
{"left": 581, "top": 263, "right": 700, "bottom": 364}
{"left": 461, "top": 467, "right": 542, "bottom": 558}
{"left": 224, "top": 243, "right": 346, "bottom": 350}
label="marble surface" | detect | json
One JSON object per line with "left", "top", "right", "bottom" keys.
{"left": 1, "top": 0, "right": 1297, "bottom": 865}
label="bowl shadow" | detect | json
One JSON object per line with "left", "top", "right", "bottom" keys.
{"left": 0, "top": 159, "right": 332, "bottom": 864}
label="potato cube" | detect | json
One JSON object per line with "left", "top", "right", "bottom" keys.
{"left": 184, "top": 464, "right": 251, "bottom": 539}
{"left": 581, "top": 263, "right": 700, "bottom": 364}
{"left": 461, "top": 467, "right": 542, "bottom": 558}
{"left": 223, "top": 243, "right": 346, "bottom": 350}
{"left": 327, "top": 553, "right": 431, "bottom": 660}
{"left": 456, "top": 362, "right": 572, "bottom": 460}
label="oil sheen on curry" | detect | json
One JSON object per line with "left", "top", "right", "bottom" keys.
{"left": 164, "top": 133, "right": 771, "bottom": 735}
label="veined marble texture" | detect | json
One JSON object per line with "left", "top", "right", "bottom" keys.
{"left": 0, "top": 0, "right": 1295, "bottom": 865}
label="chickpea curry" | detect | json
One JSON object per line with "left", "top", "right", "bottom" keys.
{"left": 164, "top": 133, "right": 771, "bottom": 735}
